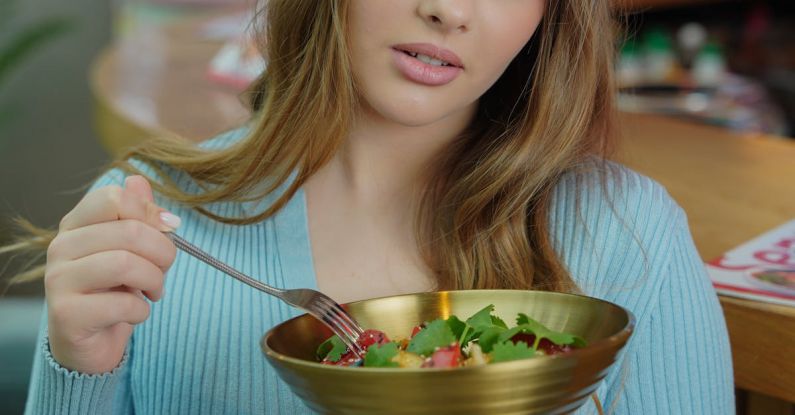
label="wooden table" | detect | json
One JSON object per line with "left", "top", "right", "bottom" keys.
{"left": 90, "top": 7, "right": 795, "bottom": 409}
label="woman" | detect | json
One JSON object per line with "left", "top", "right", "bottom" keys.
{"left": 9, "top": 0, "right": 733, "bottom": 413}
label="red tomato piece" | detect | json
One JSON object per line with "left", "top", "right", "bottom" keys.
{"left": 510, "top": 333, "right": 536, "bottom": 347}
{"left": 357, "top": 329, "right": 390, "bottom": 349}
{"left": 509, "top": 333, "right": 574, "bottom": 355}
{"left": 537, "top": 338, "right": 573, "bottom": 355}
{"left": 410, "top": 325, "right": 423, "bottom": 338}
{"left": 322, "top": 349, "right": 362, "bottom": 366}
{"left": 421, "top": 343, "right": 461, "bottom": 368}
{"left": 321, "top": 329, "right": 390, "bottom": 366}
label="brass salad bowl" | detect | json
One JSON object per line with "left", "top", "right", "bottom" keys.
{"left": 261, "top": 290, "right": 634, "bottom": 415}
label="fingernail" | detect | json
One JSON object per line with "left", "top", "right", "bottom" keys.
{"left": 159, "top": 211, "right": 182, "bottom": 229}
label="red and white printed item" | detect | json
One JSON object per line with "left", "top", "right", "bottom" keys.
{"left": 207, "top": 35, "right": 265, "bottom": 90}
{"left": 706, "top": 219, "right": 795, "bottom": 307}
{"left": 201, "top": 12, "right": 266, "bottom": 90}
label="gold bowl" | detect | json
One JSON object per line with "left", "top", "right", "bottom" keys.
{"left": 261, "top": 290, "right": 634, "bottom": 415}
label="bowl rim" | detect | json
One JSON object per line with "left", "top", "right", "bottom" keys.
{"left": 260, "top": 289, "right": 636, "bottom": 373}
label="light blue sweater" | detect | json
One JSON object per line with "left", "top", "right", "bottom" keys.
{"left": 25, "top": 128, "right": 735, "bottom": 414}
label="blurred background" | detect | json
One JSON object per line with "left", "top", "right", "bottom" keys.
{"left": 0, "top": 0, "right": 793, "bottom": 413}
{"left": 1, "top": 1, "right": 111, "bottom": 410}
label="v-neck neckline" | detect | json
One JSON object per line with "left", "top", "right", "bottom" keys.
{"left": 245, "top": 184, "right": 319, "bottom": 292}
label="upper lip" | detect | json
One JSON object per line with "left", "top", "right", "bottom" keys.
{"left": 392, "top": 43, "right": 464, "bottom": 68}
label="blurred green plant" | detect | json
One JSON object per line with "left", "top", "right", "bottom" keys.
{"left": 0, "top": 0, "right": 73, "bottom": 144}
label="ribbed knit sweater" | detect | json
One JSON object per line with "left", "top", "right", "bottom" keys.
{"left": 25, "top": 128, "right": 734, "bottom": 414}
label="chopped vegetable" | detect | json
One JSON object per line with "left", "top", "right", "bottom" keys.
{"left": 393, "top": 350, "right": 425, "bottom": 368}
{"left": 316, "top": 335, "right": 348, "bottom": 362}
{"left": 406, "top": 319, "right": 456, "bottom": 357}
{"left": 364, "top": 342, "right": 400, "bottom": 368}
{"left": 317, "top": 305, "right": 586, "bottom": 368}
{"left": 422, "top": 343, "right": 462, "bottom": 368}
{"left": 490, "top": 340, "right": 538, "bottom": 363}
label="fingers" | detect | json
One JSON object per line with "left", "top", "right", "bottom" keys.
{"left": 124, "top": 175, "right": 155, "bottom": 203}
{"left": 46, "top": 250, "right": 166, "bottom": 302}
{"left": 47, "top": 219, "right": 177, "bottom": 272}
{"left": 59, "top": 175, "right": 179, "bottom": 233}
{"left": 50, "top": 290, "right": 152, "bottom": 331}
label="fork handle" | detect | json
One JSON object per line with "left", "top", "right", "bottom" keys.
{"left": 164, "top": 231, "right": 285, "bottom": 298}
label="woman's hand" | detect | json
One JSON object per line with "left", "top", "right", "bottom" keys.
{"left": 44, "top": 175, "right": 181, "bottom": 374}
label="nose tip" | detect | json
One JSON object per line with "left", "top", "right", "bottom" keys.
{"left": 419, "top": 1, "right": 471, "bottom": 34}
{"left": 429, "top": 15, "right": 468, "bottom": 33}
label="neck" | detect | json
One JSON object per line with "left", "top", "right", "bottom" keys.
{"left": 318, "top": 102, "right": 477, "bottom": 211}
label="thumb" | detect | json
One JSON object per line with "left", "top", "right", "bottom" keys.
{"left": 124, "top": 175, "right": 154, "bottom": 203}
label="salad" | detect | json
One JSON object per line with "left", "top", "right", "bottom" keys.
{"left": 316, "top": 304, "right": 587, "bottom": 368}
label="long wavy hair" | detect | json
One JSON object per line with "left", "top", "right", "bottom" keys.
{"left": 4, "top": 0, "right": 618, "bottom": 293}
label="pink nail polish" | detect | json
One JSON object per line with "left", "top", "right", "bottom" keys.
{"left": 159, "top": 212, "right": 182, "bottom": 229}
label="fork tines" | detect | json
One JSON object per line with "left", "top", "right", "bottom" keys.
{"left": 311, "top": 298, "right": 366, "bottom": 358}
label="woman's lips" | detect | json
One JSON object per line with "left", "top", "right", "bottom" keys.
{"left": 390, "top": 48, "right": 463, "bottom": 87}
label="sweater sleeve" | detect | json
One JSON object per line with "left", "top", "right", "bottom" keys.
{"left": 24, "top": 168, "right": 135, "bottom": 415}
{"left": 24, "top": 305, "right": 134, "bottom": 415}
{"left": 604, "top": 207, "right": 735, "bottom": 414}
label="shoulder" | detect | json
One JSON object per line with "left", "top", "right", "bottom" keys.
{"left": 551, "top": 159, "right": 682, "bottom": 224}
{"left": 195, "top": 125, "right": 251, "bottom": 151}
{"left": 548, "top": 160, "right": 687, "bottom": 297}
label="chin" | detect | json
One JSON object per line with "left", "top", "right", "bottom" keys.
{"left": 362, "top": 91, "right": 464, "bottom": 128}
{"left": 378, "top": 107, "right": 449, "bottom": 127}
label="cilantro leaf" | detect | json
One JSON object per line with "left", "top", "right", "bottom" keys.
{"left": 477, "top": 326, "right": 506, "bottom": 353}
{"left": 465, "top": 304, "right": 496, "bottom": 331}
{"left": 462, "top": 304, "right": 501, "bottom": 344}
{"left": 363, "top": 342, "right": 400, "bottom": 368}
{"left": 445, "top": 315, "right": 467, "bottom": 340}
{"left": 490, "top": 314, "right": 509, "bottom": 329}
{"left": 496, "top": 326, "right": 524, "bottom": 344}
{"left": 514, "top": 313, "right": 587, "bottom": 348}
{"left": 407, "top": 319, "right": 456, "bottom": 356}
{"left": 490, "top": 340, "right": 538, "bottom": 363}
{"left": 316, "top": 335, "right": 348, "bottom": 362}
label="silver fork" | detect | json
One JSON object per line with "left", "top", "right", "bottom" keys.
{"left": 164, "top": 232, "right": 366, "bottom": 358}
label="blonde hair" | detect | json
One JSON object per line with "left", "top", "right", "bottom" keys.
{"left": 4, "top": 0, "right": 618, "bottom": 293}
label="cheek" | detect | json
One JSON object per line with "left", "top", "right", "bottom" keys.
{"left": 347, "top": 1, "right": 401, "bottom": 57}
{"left": 347, "top": 2, "right": 402, "bottom": 95}
{"left": 472, "top": 7, "right": 544, "bottom": 88}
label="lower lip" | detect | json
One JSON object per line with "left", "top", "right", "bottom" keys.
{"left": 390, "top": 48, "right": 462, "bottom": 86}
